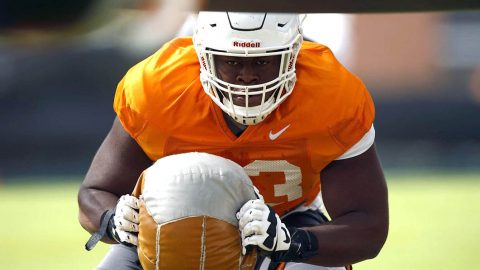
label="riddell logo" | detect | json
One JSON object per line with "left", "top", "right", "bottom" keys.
{"left": 233, "top": 41, "right": 261, "bottom": 48}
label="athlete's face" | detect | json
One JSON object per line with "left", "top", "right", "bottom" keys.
{"left": 214, "top": 55, "right": 281, "bottom": 107}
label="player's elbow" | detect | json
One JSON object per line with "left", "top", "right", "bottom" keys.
{"left": 78, "top": 209, "right": 92, "bottom": 234}
{"left": 364, "top": 239, "right": 385, "bottom": 260}
{"left": 77, "top": 189, "right": 88, "bottom": 229}
{"left": 77, "top": 185, "right": 96, "bottom": 234}
{"left": 364, "top": 217, "right": 389, "bottom": 260}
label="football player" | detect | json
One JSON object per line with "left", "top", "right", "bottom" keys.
{"left": 78, "top": 12, "right": 388, "bottom": 269}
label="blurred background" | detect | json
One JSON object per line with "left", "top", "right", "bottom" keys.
{"left": 1, "top": 10, "right": 479, "bottom": 177}
{"left": 0, "top": 1, "right": 479, "bottom": 269}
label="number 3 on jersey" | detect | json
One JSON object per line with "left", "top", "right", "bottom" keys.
{"left": 243, "top": 160, "right": 303, "bottom": 205}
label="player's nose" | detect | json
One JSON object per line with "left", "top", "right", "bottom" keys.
{"left": 236, "top": 65, "right": 259, "bottom": 85}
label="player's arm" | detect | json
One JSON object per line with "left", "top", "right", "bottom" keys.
{"left": 238, "top": 144, "right": 388, "bottom": 266}
{"left": 77, "top": 117, "right": 152, "bottom": 243}
{"left": 306, "top": 143, "right": 389, "bottom": 266}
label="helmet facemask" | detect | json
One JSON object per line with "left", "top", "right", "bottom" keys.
{"left": 194, "top": 12, "right": 303, "bottom": 125}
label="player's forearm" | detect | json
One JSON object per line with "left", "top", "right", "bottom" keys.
{"left": 77, "top": 185, "right": 119, "bottom": 243}
{"left": 304, "top": 210, "right": 388, "bottom": 266}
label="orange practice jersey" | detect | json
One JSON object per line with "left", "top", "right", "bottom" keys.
{"left": 114, "top": 37, "right": 375, "bottom": 216}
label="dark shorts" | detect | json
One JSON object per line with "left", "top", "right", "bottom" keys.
{"left": 95, "top": 244, "right": 142, "bottom": 270}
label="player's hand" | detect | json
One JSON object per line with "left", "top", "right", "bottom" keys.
{"left": 236, "top": 199, "right": 291, "bottom": 257}
{"left": 108, "top": 194, "right": 140, "bottom": 246}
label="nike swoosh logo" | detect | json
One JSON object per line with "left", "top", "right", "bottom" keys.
{"left": 269, "top": 124, "right": 291, "bottom": 140}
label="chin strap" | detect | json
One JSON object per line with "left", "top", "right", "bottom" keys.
{"left": 85, "top": 209, "right": 115, "bottom": 251}
{"left": 222, "top": 91, "right": 276, "bottom": 125}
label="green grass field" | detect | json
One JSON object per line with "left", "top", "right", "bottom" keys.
{"left": 0, "top": 171, "right": 479, "bottom": 269}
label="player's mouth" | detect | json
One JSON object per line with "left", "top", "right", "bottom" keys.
{"left": 227, "top": 87, "right": 267, "bottom": 107}
{"left": 231, "top": 94, "right": 264, "bottom": 107}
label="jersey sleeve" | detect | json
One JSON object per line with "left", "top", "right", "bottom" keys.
{"left": 113, "top": 37, "right": 197, "bottom": 140}
{"left": 113, "top": 65, "right": 149, "bottom": 139}
{"left": 328, "top": 79, "right": 376, "bottom": 157}
{"left": 336, "top": 125, "right": 375, "bottom": 160}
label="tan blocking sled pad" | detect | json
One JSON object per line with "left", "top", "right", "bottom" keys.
{"left": 132, "top": 152, "right": 258, "bottom": 270}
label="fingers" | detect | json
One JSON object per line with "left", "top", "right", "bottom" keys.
{"left": 242, "top": 234, "right": 272, "bottom": 252}
{"left": 116, "top": 195, "right": 140, "bottom": 225}
{"left": 237, "top": 199, "right": 275, "bottom": 254}
{"left": 117, "top": 203, "right": 139, "bottom": 223}
{"left": 119, "top": 194, "right": 140, "bottom": 209}
{"left": 116, "top": 230, "right": 138, "bottom": 246}
{"left": 237, "top": 199, "right": 290, "bottom": 254}
{"left": 236, "top": 199, "right": 267, "bottom": 221}
{"left": 114, "top": 215, "right": 139, "bottom": 232}
{"left": 241, "top": 220, "right": 266, "bottom": 239}
{"left": 238, "top": 208, "right": 264, "bottom": 230}
{"left": 115, "top": 195, "right": 140, "bottom": 233}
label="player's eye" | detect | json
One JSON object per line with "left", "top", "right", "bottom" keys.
{"left": 226, "top": 60, "right": 240, "bottom": 65}
{"left": 256, "top": 60, "right": 269, "bottom": 65}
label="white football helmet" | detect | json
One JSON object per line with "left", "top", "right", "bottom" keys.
{"left": 193, "top": 12, "right": 303, "bottom": 125}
